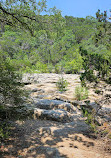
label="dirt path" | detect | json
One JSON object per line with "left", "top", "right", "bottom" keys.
{"left": 1, "top": 119, "right": 110, "bottom": 158}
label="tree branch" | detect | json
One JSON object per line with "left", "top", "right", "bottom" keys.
{"left": 0, "top": 5, "right": 34, "bottom": 35}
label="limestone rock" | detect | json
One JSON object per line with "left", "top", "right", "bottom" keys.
{"left": 34, "top": 108, "right": 73, "bottom": 122}
{"left": 33, "top": 99, "right": 76, "bottom": 113}
{"left": 33, "top": 146, "right": 61, "bottom": 158}
{"left": 31, "top": 88, "right": 38, "bottom": 92}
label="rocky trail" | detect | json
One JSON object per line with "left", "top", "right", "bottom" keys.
{"left": 1, "top": 73, "right": 111, "bottom": 158}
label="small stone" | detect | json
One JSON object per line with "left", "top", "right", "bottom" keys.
{"left": 31, "top": 88, "right": 38, "bottom": 92}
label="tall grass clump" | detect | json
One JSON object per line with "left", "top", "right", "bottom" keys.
{"left": 56, "top": 76, "right": 68, "bottom": 92}
{"left": 75, "top": 85, "right": 88, "bottom": 100}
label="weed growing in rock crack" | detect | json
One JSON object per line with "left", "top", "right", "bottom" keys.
{"left": 108, "top": 133, "right": 111, "bottom": 139}
{"left": 95, "top": 89, "right": 101, "bottom": 94}
{"left": 75, "top": 86, "right": 88, "bottom": 100}
{"left": 81, "top": 107, "right": 98, "bottom": 132}
{"left": 56, "top": 76, "right": 68, "bottom": 92}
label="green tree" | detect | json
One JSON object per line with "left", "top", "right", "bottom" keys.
{"left": 0, "top": 54, "right": 24, "bottom": 107}
{"left": 0, "top": 0, "right": 49, "bottom": 109}
{"left": 0, "top": 0, "right": 47, "bottom": 35}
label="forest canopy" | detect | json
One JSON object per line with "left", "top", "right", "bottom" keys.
{"left": 0, "top": 1, "right": 111, "bottom": 80}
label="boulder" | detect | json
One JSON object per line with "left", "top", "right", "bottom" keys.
{"left": 37, "top": 121, "right": 90, "bottom": 137}
{"left": 32, "top": 146, "right": 61, "bottom": 158}
{"left": 31, "top": 88, "right": 39, "bottom": 92}
{"left": 33, "top": 99, "right": 76, "bottom": 113}
{"left": 72, "top": 100, "right": 87, "bottom": 107}
{"left": 34, "top": 108, "right": 73, "bottom": 122}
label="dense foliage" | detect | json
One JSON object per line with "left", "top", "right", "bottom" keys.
{"left": 1, "top": 12, "right": 110, "bottom": 79}
{"left": 0, "top": 54, "right": 24, "bottom": 107}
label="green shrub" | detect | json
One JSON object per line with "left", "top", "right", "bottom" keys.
{"left": 64, "top": 58, "right": 83, "bottom": 74}
{"left": 75, "top": 86, "right": 88, "bottom": 100}
{"left": 0, "top": 122, "right": 9, "bottom": 140}
{"left": 56, "top": 76, "right": 68, "bottom": 92}
{"left": 35, "top": 62, "right": 48, "bottom": 73}
{"left": 80, "top": 69, "right": 97, "bottom": 83}
{"left": 0, "top": 54, "right": 25, "bottom": 107}
{"left": 81, "top": 107, "right": 98, "bottom": 132}
{"left": 95, "top": 89, "right": 101, "bottom": 94}
{"left": 54, "top": 64, "right": 62, "bottom": 74}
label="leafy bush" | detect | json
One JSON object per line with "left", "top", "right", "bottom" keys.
{"left": 35, "top": 62, "right": 48, "bottom": 73}
{"left": 0, "top": 54, "right": 25, "bottom": 107}
{"left": 80, "top": 46, "right": 111, "bottom": 83}
{"left": 81, "top": 107, "right": 97, "bottom": 131}
{"left": 0, "top": 122, "right": 10, "bottom": 140}
{"left": 75, "top": 86, "right": 88, "bottom": 100}
{"left": 54, "top": 65, "right": 61, "bottom": 74}
{"left": 80, "top": 69, "right": 97, "bottom": 83}
{"left": 56, "top": 76, "right": 68, "bottom": 92}
{"left": 64, "top": 58, "right": 83, "bottom": 74}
